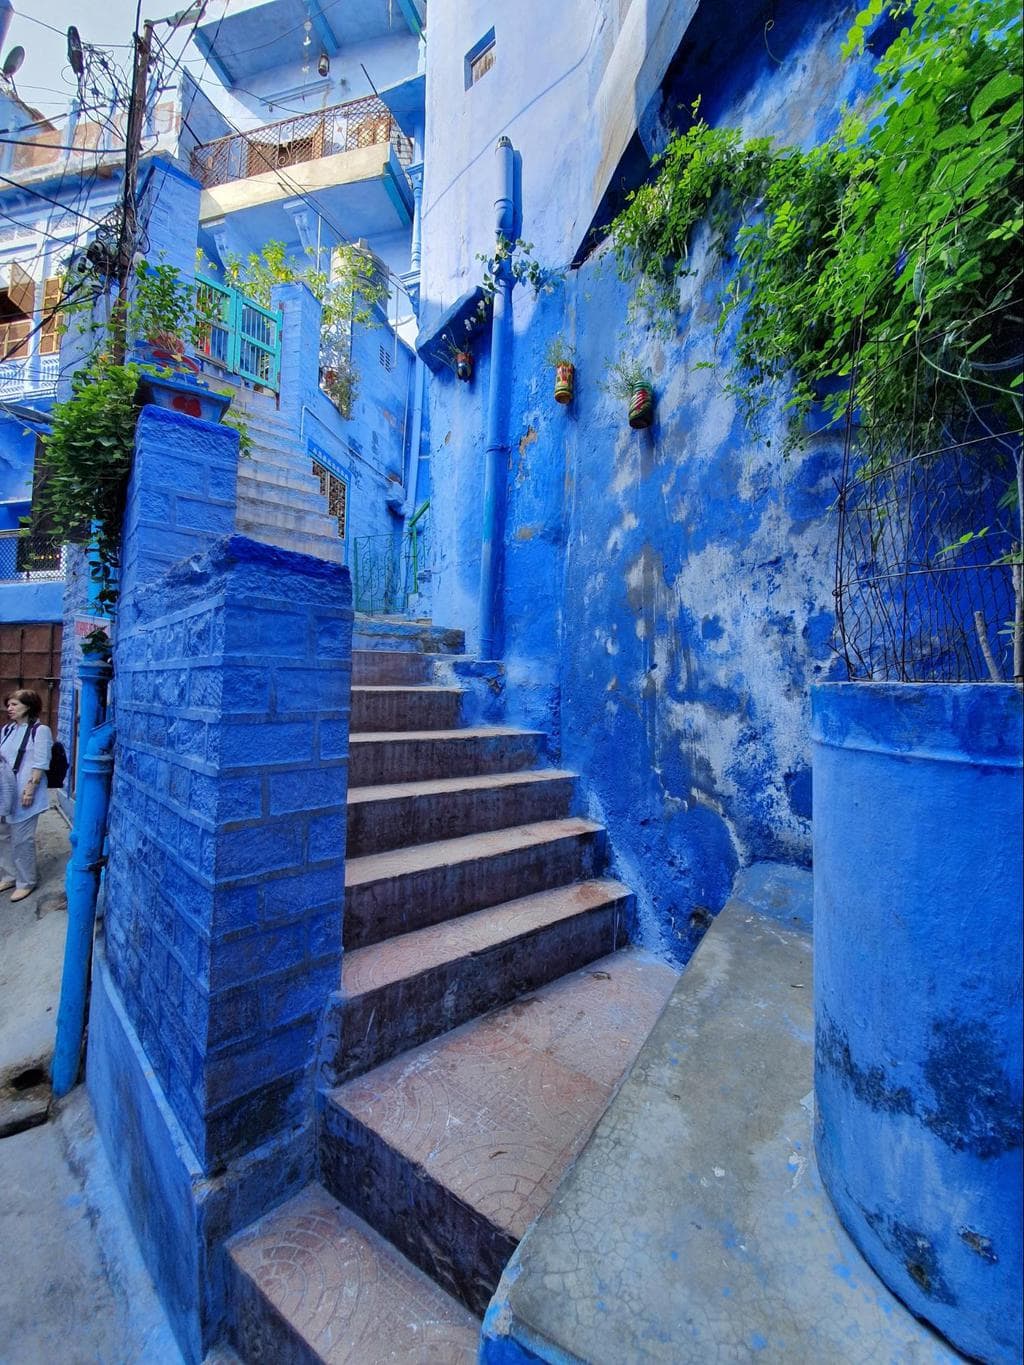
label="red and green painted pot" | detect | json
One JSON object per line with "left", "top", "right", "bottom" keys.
{"left": 455, "top": 351, "right": 473, "bottom": 382}
{"left": 628, "top": 384, "right": 654, "bottom": 429}
{"left": 554, "top": 362, "right": 575, "bottom": 405}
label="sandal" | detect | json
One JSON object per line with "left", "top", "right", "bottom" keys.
{"left": 0, "top": 879, "right": 15, "bottom": 893}
{"left": 10, "top": 886, "right": 34, "bottom": 902}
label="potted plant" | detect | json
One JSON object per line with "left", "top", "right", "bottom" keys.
{"left": 131, "top": 261, "right": 230, "bottom": 422}
{"left": 441, "top": 333, "right": 474, "bottom": 382}
{"left": 546, "top": 338, "right": 576, "bottom": 404}
{"left": 606, "top": 358, "right": 654, "bottom": 429}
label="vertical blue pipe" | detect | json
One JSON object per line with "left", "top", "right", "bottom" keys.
{"left": 52, "top": 653, "right": 115, "bottom": 1098}
{"left": 74, "top": 656, "right": 111, "bottom": 795}
{"left": 478, "top": 136, "right": 518, "bottom": 660}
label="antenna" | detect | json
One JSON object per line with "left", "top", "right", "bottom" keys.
{"left": 1, "top": 44, "right": 23, "bottom": 80}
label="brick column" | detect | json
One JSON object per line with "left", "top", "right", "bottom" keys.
{"left": 105, "top": 534, "right": 350, "bottom": 1172}
{"left": 271, "top": 280, "right": 323, "bottom": 430}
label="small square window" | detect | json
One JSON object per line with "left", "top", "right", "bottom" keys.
{"left": 465, "top": 29, "right": 496, "bottom": 90}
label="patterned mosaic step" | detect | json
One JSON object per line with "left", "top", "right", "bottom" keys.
{"left": 322, "top": 879, "right": 632, "bottom": 1084}
{"left": 346, "top": 768, "right": 576, "bottom": 857}
{"left": 344, "top": 818, "right": 606, "bottom": 948}
{"left": 320, "top": 947, "right": 678, "bottom": 1315}
{"left": 228, "top": 1183, "right": 478, "bottom": 1364}
{"left": 348, "top": 727, "right": 546, "bottom": 786}
{"left": 350, "top": 686, "right": 464, "bottom": 734}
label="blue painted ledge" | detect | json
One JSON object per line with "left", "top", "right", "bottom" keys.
{"left": 416, "top": 286, "right": 490, "bottom": 373}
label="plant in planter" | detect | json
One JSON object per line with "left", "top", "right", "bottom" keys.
{"left": 545, "top": 337, "right": 576, "bottom": 405}
{"left": 605, "top": 358, "right": 655, "bottom": 429}
{"left": 128, "top": 260, "right": 231, "bottom": 421}
{"left": 441, "top": 332, "right": 475, "bottom": 382}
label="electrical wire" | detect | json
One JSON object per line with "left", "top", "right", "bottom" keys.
{"left": 0, "top": 173, "right": 117, "bottom": 231}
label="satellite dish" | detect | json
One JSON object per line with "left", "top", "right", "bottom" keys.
{"left": 67, "top": 26, "right": 84, "bottom": 78}
{"left": 2, "top": 46, "right": 25, "bottom": 80}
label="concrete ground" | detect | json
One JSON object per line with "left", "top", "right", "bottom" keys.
{"left": 0, "top": 1087, "right": 184, "bottom": 1365}
{"left": 0, "top": 802, "right": 183, "bottom": 1363}
{"left": 485, "top": 865, "right": 966, "bottom": 1363}
{"left": 0, "top": 805, "right": 72, "bottom": 1135}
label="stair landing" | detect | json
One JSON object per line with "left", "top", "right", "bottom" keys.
{"left": 481, "top": 867, "right": 963, "bottom": 1364}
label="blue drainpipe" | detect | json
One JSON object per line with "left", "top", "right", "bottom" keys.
{"left": 52, "top": 663, "right": 116, "bottom": 1098}
{"left": 478, "top": 136, "right": 518, "bottom": 660}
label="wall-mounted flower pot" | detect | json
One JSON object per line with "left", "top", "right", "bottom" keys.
{"left": 137, "top": 370, "right": 231, "bottom": 424}
{"left": 554, "top": 362, "right": 575, "bottom": 405}
{"left": 628, "top": 384, "right": 654, "bottom": 429}
{"left": 455, "top": 351, "right": 473, "bottom": 382}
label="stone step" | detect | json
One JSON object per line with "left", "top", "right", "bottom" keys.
{"left": 236, "top": 471, "right": 328, "bottom": 513}
{"left": 242, "top": 453, "right": 325, "bottom": 490}
{"left": 344, "top": 818, "right": 605, "bottom": 948}
{"left": 236, "top": 496, "right": 340, "bottom": 538}
{"left": 320, "top": 947, "right": 678, "bottom": 1316}
{"left": 351, "top": 649, "right": 433, "bottom": 686}
{"left": 350, "top": 685, "right": 464, "bottom": 734}
{"left": 322, "top": 879, "right": 632, "bottom": 1084}
{"left": 234, "top": 518, "right": 346, "bottom": 564}
{"left": 349, "top": 727, "right": 545, "bottom": 786}
{"left": 351, "top": 617, "right": 466, "bottom": 655}
{"left": 346, "top": 768, "right": 576, "bottom": 856}
{"left": 227, "top": 1183, "right": 478, "bottom": 1363}
{"left": 479, "top": 869, "right": 962, "bottom": 1364}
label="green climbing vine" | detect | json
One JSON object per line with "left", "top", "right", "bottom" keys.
{"left": 610, "top": 0, "right": 1023, "bottom": 447}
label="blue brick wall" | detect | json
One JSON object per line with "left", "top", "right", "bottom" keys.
{"left": 106, "top": 536, "right": 351, "bottom": 1169}
{"left": 101, "top": 405, "right": 353, "bottom": 1172}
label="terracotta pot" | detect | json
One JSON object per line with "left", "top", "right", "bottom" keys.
{"left": 628, "top": 384, "right": 654, "bottom": 429}
{"left": 554, "top": 362, "right": 575, "bottom": 405}
{"left": 455, "top": 351, "right": 473, "bottom": 382}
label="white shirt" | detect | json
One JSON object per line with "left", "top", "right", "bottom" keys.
{"left": 0, "top": 721, "right": 52, "bottom": 822}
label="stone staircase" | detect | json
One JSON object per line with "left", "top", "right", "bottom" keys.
{"left": 222, "top": 624, "right": 678, "bottom": 1360}
{"left": 226, "top": 388, "right": 345, "bottom": 564}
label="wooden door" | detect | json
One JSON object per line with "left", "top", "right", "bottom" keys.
{"left": 0, "top": 622, "right": 62, "bottom": 731}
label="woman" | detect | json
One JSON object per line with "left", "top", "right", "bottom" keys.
{"left": 0, "top": 689, "right": 52, "bottom": 902}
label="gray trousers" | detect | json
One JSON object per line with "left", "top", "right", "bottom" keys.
{"left": 0, "top": 814, "right": 40, "bottom": 889}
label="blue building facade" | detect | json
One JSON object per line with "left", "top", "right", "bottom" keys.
{"left": 415, "top": 1, "right": 879, "bottom": 960}
{"left": 31, "top": 0, "right": 1020, "bottom": 1360}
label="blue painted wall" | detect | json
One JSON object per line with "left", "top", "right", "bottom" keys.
{"left": 89, "top": 405, "right": 353, "bottom": 1358}
{"left": 811, "top": 682, "right": 1023, "bottom": 1363}
{"left": 420, "top": 3, "right": 873, "bottom": 960}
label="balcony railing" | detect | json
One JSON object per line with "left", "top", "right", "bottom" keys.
{"left": 0, "top": 532, "right": 66, "bottom": 583}
{"left": 195, "top": 275, "right": 282, "bottom": 391}
{"left": 190, "top": 94, "right": 413, "bottom": 190}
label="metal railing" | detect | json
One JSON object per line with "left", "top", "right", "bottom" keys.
{"left": 351, "top": 503, "right": 430, "bottom": 615}
{"left": 0, "top": 532, "right": 66, "bottom": 583}
{"left": 195, "top": 275, "right": 282, "bottom": 391}
{"left": 190, "top": 94, "right": 414, "bottom": 190}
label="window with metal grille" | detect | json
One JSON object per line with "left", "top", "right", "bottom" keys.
{"left": 38, "top": 276, "right": 63, "bottom": 356}
{"left": 378, "top": 344, "right": 393, "bottom": 371}
{"left": 465, "top": 30, "right": 496, "bottom": 89}
{"left": 313, "top": 461, "right": 347, "bottom": 539}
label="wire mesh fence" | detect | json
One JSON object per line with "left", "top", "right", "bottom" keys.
{"left": 834, "top": 317, "right": 1023, "bottom": 682}
{"left": 0, "top": 532, "right": 66, "bottom": 583}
